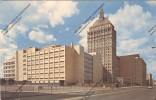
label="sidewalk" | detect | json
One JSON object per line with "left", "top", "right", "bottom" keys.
{"left": 1, "top": 86, "right": 111, "bottom": 94}
{"left": 24, "top": 86, "right": 111, "bottom": 94}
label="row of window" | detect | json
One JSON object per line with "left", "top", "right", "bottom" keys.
{"left": 88, "top": 38, "right": 111, "bottom": 43}
{"left": 4, "top": 74, "right": 15, "bottom": 77}
{"left": 24, "top": 56, "right": 64, "bottom": 61}
{"left": 88, "top": 28, "right": 112, "bottom": 36}
{"left": 30, "top": 77, "right": 65, "bottom": 80}
{"left": 26, "top": 50, "right": 65, "bottom": 57}
{"left": 27, "top": 62, "right": 64, "bottom": 66}
{"left": 26, "top": 71, "right": 64, "bottom": 75}
{"left": 27, "top": 58, "right": 64, "bottom": 62}
{"left": 4, "top": 70, "right": 15, "bottom": 73}
{"left": 27, "top": 67, "right": 64, "bottom": 70}
{"left": 3, "top": 61, "right": 15, "bottom": 65}
{"left": 28, "top": 76, "right": 64, "bottom": 79}
{"left": 4, "top": 66, "right": 15, "bottom": 69}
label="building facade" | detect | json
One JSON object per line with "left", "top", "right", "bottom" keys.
{"left": 87, "top": 8, "right": 118, "bottom": 83}
{"left": 119, "top": 54, "right": 146, "bottom": 86}
{"left": 146, "top": 73, "right": 153, "bottom": 86}
{"left": 3, "top": 44, "right": 103, "bottom": 85}
{"left": 153, "top": 80, "right": 156, "bottom": 86}
{"left": 3, "top": 58, "right": 16, "bottom": 80}
{"left": 90, "top": 52, "right": 103, "bottom": 84}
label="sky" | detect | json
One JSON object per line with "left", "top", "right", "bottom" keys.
{"left": 0, "top": 0, "right": 156, "bottom": 79}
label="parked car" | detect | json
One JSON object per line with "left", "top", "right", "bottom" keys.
{"left": 147, "top": 86, "right": 153, "bottom": 89}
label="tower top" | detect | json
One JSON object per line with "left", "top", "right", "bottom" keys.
{"left": 99, "top": 8, "right": 104, "bottom": 20}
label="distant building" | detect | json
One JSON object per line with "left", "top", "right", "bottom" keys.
{"left": 146, "top": 73, "right": 153, "bottom": 86}
{"left": 87, "top": 8, "right": 119, "bottom": 83}
{"left": 3, "top": 57, "right": 15, "bottom": 80}
{"left": 119, "top": 54, "right": 146, "bottom": 86}
{"left": 3, "top": 44, "right": 103, "bottom": 85}
{"left": 153, "top": 80, "right": 156, "bottom": 86}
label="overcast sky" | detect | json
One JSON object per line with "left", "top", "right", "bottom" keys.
{"left": 0, "top": 1, "right": 156, "bottom": 79}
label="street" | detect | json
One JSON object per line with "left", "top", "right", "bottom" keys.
{"left": 82, "top": 87, "right": 156, "bottom": 100}
{"left": 1, "top": 86, "right": 156, "bottom": 100}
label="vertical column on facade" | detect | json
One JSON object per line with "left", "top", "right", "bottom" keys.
{"left": 47, "top": 47, "right": 50, "bottom": 85}
{"left": 58, "top": 47, "right": 60, "bottom": 83}
{"left": 39, "top": 50, "right": 40, "bottom": 84}
{"left": 53, "top": 48, "right": 55, "bottom": 83}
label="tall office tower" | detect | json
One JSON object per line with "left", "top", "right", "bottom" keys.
{"left": 87, "top": 9, "right": 117, "bottom": 83}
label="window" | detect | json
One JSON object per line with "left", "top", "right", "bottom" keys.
{"left": 23, "top": 55, "right": 26, "bottom": 57}
{"left": 23, "top": 50, "right": 26, "bottom": 53}
{"left": 23, "top": 73, "right": 26, "bottom": 75}
{"left": 60, "top": 66, "right": 64, "bottom": 68}
{"left": 23, "top": 68, "right": 26, "bottom": 71}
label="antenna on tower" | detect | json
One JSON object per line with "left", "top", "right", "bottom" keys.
{"left": 74, "top": 3, "right": 104, "bottom": 35}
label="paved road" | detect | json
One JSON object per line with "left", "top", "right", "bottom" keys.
{"left": 68, "top": 86, "right": 156, "bottom": 100}
{"left": 1, "top": 86, "right": 156, "bottom": 100}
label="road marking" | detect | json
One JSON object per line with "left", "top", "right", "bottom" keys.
{"left": 60, "top": 89, "right": 137, "bottom": 100}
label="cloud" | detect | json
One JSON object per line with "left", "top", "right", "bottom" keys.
{"left": 15, "top": 24, "right": 27, "bottom": 34}
{"left": 109, "top": 3, "right": 151, "bottom": 40}
{"left": 23, "top": 1, "right": 79, "bottom": 28}
{"left": 78, "top": 17, "right": 98, "bottom": 51}
{"left": 108, "top": 3, "right": 152, "bottom": 56}
{"left": 0, "top": 29, "right": 17, "bottom": 78}
{"left": 0, "top": 1, "right": 79, "bottom": 78}
{"left": 29, "top": 30, "right": 56, "bottom": 43}
{"left": 0, "top": 1, "right": 79, "bottom": 39}
{"left": 146, "top": 1, "right": 156, "bottom": 6}
{"left": 117, "top": 38, "right": 148, "bottom": 55}
{"left": 65, "top": 27, "right": 69, "bottom": 31}
{"left": 78, "top": 3, "right": 152, "bottom": 53}
{"left": 108, "top": 3, "right": 156, "bottom": 76}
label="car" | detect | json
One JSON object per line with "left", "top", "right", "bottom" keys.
{"left": 147, "top": 86, "right": 153, "bottom": 89}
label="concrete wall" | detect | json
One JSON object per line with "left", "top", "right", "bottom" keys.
{"left": 84, "top": 52, "right": 93, "bottom": 83}
{"left": 74, "top": 45, "right": 84, "bottom": 85}
{"left": 3, "top": 57, "right": 15, "bottom": 80}
{"left": 90, "top": 52, "right": 103, "bottom": 84}
{"left": 119, "top": 54, "right": 146, "bottom": 86}
{"left": 65, "top": 46, "right": 75, "bottom": 83}
{"left": 146, "top": 73, "right": 152, "bottom": 86}
{"left": 15, "top": 50, "right": 24, "bottom": 81}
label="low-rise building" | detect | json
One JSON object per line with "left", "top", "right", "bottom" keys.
{"left": 3, "top": 44, "right": 103, "bottom": 86}
{"left": 119, "top": 54, "right": 146, "bottom": 86}
{"left": 146, "top": 73, "right": 153, "bottom": 86}
{"left": 3, "top": 57, "right": 16, "bottom": 80}
{"left": 153, "top": 80, "right": 156, "bottom": 86}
